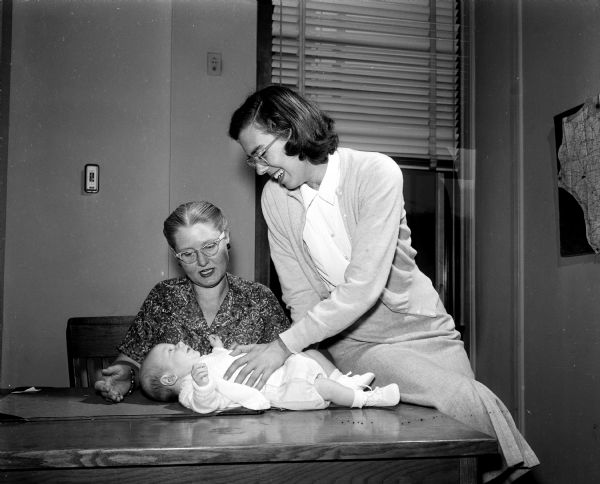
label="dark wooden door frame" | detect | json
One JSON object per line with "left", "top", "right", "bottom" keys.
{"left": 254, "top": 0, "right": 275, "bottom": 288}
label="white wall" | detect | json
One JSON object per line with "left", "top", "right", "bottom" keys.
{"left": 170, "top": 0, "right": 257, "bottom": 278}
{"left": 1, "top": 0, "right": 257, "bottom": 388}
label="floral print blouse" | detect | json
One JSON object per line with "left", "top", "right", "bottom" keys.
{"left": 118, "top": 273, "right": 290, "bottom": 363}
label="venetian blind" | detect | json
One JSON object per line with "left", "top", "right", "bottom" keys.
{"left": 271, "top": 0, "right": 459, "bottom": 169}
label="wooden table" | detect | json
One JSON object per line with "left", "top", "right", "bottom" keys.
{"left": 0, "top": 388, "right": 497, "bottom": 483}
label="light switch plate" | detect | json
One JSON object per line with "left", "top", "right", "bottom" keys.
{"left": 84, "top": 164, "right": 99, "bottom": 193}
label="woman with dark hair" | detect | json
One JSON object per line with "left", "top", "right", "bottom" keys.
{"left": 227, "top": 85, "right": 538, "bottom": 481}
{"left": 95, "top": 200, "right": 290, "bottom": 402}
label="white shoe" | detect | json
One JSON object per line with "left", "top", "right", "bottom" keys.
{"left": 362, "top": 384, "right": 400, "bottom": 408}
{"left": 335, "top": 371, "right": 375, "bottom": 390}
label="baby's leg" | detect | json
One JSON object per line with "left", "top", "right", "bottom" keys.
{"left": 303, "top": 350, "right": 375, "bottom": 390}
{"left": 313, "top": 377, "right": 354, "bottom": 406}
{"left": 302, "top": 349, "right": 337, "bottom": 375}
{"left": 313, "top": 378, "right": 400, "bottom": 408}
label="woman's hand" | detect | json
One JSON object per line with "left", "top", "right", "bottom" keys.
{"left": 223, "top": 338, "right": 291, "bottom": 390}
{"left": 94, "top": 364, "right": 133, "bottom": 403}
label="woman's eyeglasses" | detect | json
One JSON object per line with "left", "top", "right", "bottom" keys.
{"left": 174, "top": 232, "right": 226, "bottom": 264}
{"left": 245, "top": 136, "right": 278, "bottom": 168}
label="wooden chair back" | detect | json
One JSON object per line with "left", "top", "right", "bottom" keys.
{"left": 66, "top": 316, "right": 135, "bottom": 388}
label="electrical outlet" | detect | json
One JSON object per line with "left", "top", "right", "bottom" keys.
{"left": 207, "top": 52, "right": 222, "bottom": 76}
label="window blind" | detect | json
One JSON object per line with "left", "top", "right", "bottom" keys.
{"left": 270, "top": 0, "right": 459, "bottom": 169}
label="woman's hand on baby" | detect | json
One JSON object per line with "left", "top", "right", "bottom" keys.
{"left": 224, "top": 338, "right": 291, "bottom": 390}
{"left": 94, "top": 364, "right": 133, "bottom": 403}
{"left": 191, "top": 362, "right": 209, "bottom": 386}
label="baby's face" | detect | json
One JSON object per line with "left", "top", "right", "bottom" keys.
{"left": 147, "top": 341, "right": 202, "bottom": 376}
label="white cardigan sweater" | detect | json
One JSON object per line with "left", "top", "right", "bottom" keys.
{"left": 262, "top": 147, "right": 444, "bottom": 354}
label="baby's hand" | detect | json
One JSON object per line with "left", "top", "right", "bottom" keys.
{"left": 191, "top": 362, "right": 209, "bottom": 386}
{"left": 208, "top": 334, "right": 224, "bottom": 349}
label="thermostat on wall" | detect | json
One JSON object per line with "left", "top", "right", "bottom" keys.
{"left": 84, "top": 164, "right": 99, "bottom": 193}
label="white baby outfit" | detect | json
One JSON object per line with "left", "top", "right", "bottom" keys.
{"left": 178, "top": 347, "right": 328, "bottom": 414}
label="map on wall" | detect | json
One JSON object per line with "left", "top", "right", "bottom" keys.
{"left": 554, "top": 98, "right": 600, "bottom": 256}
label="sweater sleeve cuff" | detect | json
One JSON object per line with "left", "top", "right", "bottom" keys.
{"left": 279, "top": 328, "right": 305, "bottom": 354}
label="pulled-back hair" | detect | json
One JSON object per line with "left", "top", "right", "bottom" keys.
{"left": 140, "top": 361, "right": 178, "bottom": 402}
{"left": 228, "top": 85, "right": 338, "bottom": 165}
{"left": 163, "top": 201, "right": 230, "bottom": 250}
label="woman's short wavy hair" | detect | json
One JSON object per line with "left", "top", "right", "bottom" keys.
{"left": 228, "top": 85, "right": 338, "bottom": 165}
{"left": 163, "top": 201, "right": 230, "bottom": 250}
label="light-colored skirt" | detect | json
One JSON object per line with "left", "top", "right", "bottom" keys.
{"left": 326, "top": 300, "right": 539, "bottom": 482}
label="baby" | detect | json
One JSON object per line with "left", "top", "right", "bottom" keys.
{"left": 140, "top": 335, "right": 400, "bottom": 414}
